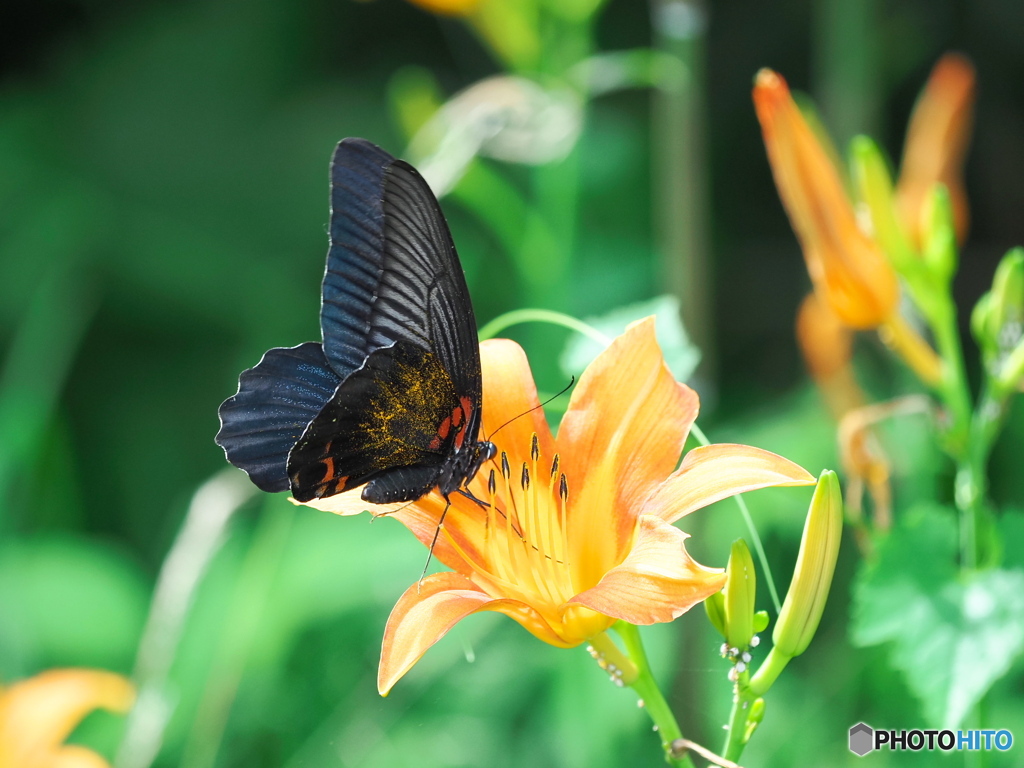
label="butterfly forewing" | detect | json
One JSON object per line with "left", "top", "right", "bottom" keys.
{"left": 379, "top": 161, "right": 483, "bottom": 400}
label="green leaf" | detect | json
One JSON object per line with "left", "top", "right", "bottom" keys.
{"left": 559, "top": 295, "right": 700, "bottom": 382}
{"left": 998, "top": 508, "right": 1024, "bottom": 569}
{"left": 851, "top": 504, "right": 1024, "bottom": 728}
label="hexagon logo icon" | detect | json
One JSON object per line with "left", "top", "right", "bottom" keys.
{"left": 849, "top": 722, "right": 874, "bottom": 756}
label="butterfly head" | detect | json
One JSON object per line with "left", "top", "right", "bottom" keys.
{"left": 437, "top": 438, "right": 497, "bottom": 499}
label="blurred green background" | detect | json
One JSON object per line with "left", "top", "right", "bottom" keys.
{"left": 1, "top": 0, "right": 1023, "bottom": 766}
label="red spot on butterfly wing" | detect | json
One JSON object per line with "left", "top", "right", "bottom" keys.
{"left": 454, "top": 396, "right": 474, "bottom": 450}
{"left": 428, "top": 415, "right": 453, "bottom": 451}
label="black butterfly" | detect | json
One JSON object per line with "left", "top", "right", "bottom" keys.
{"left": 216, "top": 138, "right": 496, "bottom": 505}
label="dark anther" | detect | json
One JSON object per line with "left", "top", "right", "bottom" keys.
{"left": 559, "top": 473, "right": 568, "bottom": 501}
{"left": 531, "top": 433, "right": 540, "bottom": 461}
{"left": 550, "top": 454, "right": 559, "bottom": 478}
{"left": 521, "top": 463, "right": 530, "bottom": 491}
{"left": 501, "top": 451, "right": 511, "bottom": 479}
{"left": 488, "top": 469, "right": 496, "bottom": 495}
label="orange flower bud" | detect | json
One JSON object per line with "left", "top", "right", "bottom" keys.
{"left": 896, "top": 54, "right": 975, "bottom": 249}
{"left": 753, "top": 69, "right": 900, "bottom": 330}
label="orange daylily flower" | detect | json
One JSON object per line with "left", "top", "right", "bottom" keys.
{"left": 753, "top": 69, "right": 900, "bottom": 330}
{"left": 302, "top": 318, "right": 816, "bottom": 694}
{"left": 896, "top": 53, "right": 975, "bottom": 249}
{"left": 0, "top": 669, "right": 135, "bottom": 768}
{"left": 795, "top": 292, "right": 858, "bottom": 413}
{"left": 796, "top": 292, "right": 891, "bottom": 532}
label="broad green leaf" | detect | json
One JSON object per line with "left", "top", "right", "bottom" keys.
{"left": 851, "top": 504, "right": 1024, "bottom": 728}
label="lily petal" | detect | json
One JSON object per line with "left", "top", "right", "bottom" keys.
{"left": 796, "top": 292, "right": 864, "bottom": 418}
{"left": 645, "top": 443, "right": 816, "bottom": 523}
{"left": 478, "top": 338, "right": 556, "bottom": 469}
{"left": 378, "top": 572, "right": 571, "bottom": 695}
{"left": 568, "top": 515, "right": 725, "bottom": 624}
{"left": 51, "top": 746, "right": 113, "bottom": 768}
{"left": 0, "top": 669, "right": 134, "bottom": 768}
{"left": 558, "top": 318, "right": 699, "bottom": 582}
{"left": 897, "top": 53, "right": 975, "bottom": 248}
{"left": 292, "top": 487, "right": 404, "bottom": 517}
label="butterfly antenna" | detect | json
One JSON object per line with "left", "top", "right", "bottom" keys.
{"left": 418, "top": 497, "right": 451, "bottom": 590}
{"left": 486, "top": 376, "right": 575, "bottom": 442}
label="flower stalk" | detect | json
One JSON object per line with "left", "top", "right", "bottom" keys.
{"left": 614, "top": 622, "right": 696, "bottom": 768}
{"left": 720, "top": 471, "right": 842, "bottom": 763}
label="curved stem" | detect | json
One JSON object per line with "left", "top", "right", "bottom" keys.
{"left": 878, "top": 313, "right": 942, "bottom": 387}
{"left": 689, "top": 423, "right": 781, "bottom": 613}
{"left": 746, "top": 647, "right": 790, "bottom": 697}
{"left": 721, "top": 670, "right": 751, "bottom": 763}
{"left": 478, "top": 308, "right": 612, "bottom": 346}
{"left": 613, "top": 623, "right": 695, "bottom": 768}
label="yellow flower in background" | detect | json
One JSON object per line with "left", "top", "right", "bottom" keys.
{"left": 896, "top": 53, "right": 975, "bottom": 250}
{"left": 0, "top": 669, "right": 134, "bottom": 768}
{"left": 402, "top": 0, "right": 479, "bottom": 15}
{"left": 753, "top": 68, "right": 900, "bottom": 331}
{"left": 303, "top": 319, "right": 816, "bottom": 694}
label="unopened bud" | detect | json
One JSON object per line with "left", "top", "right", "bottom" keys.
{"left": 704, "top": 590, "right": 727, "bottom": 639}
{"left": 743, "top": 698, "right": 767, "bottom": 743}
{"left": 725, "top": 539, "right": 756, "bottom": 649}
{"left": 773, "top": 471, "right": 843, "bottom": 658}
{"left": 920, "top": 184, "right": 958, "bottom": 284}
{"left": 753, "top": 610, "right": 770, "bottom": 634}
{"left": 973, "top": 248, "right": 1024, "bottom": 384}
{"left": 992, "top": 248, "right": 1024, "bottom": 332}
{"left": 850, "top": 135, "right": 916, "bottom": 272}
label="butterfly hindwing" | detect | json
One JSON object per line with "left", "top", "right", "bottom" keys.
{"left": 287, "top": 340, "right": 467, "bottom": 502}
{"left": 216, "top": 342, "right": 341, "bottom": 492}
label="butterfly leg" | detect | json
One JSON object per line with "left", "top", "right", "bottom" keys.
{"left": 418, "top": 496, "right": 452, "bottom": 589}
{"left": 454, "top": 486, "right": 489, "bottom": 509}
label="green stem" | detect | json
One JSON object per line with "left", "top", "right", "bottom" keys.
{"left": 478, "top": 308, "right": 611, "bottom": 345}
{"left": 689, "top": 423, "right": 781, "bottom": 612}
{"left": 721, "top": 668, "right": 752, "bottom": 763}
{"left": 926, "top": 295, "right": 981, "bottom": 570}
{"left": 613, "top": 623, "right": 695, "bottom": 768}
{"left": 721, "top": 649, "right": 791, "bottom": 762}
{"left": 747, "top": 646, "right": 791, "bottom": 697}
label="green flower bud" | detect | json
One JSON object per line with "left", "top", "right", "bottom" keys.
{"left": 743, "top": 698, "right": 767, "bottom": 743}
{"left": 971, "top": 291, "right": 996, "bottom": 356}
{"left": 990, "top": 248, "right": 1024, "bottom": 346}
{"left": 921, "top": 184, "right": 958, "bottom": 284}
{"left": 773, "top": 471, "right": 843, "bottom": 658}
{"left": 850, "top": 135, "right": 917, "bottom": 272}
{"left": 704, "top": 590, "right": 727, "bottom": 639}
{"left": 973, "top": 248, "right": 1024, "bottom": 384}
{"left": 725, "top": 539, "right": 756, "bottom": 649}
{"left": 752, "top": 610, "right": 770, "bottom": 634}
